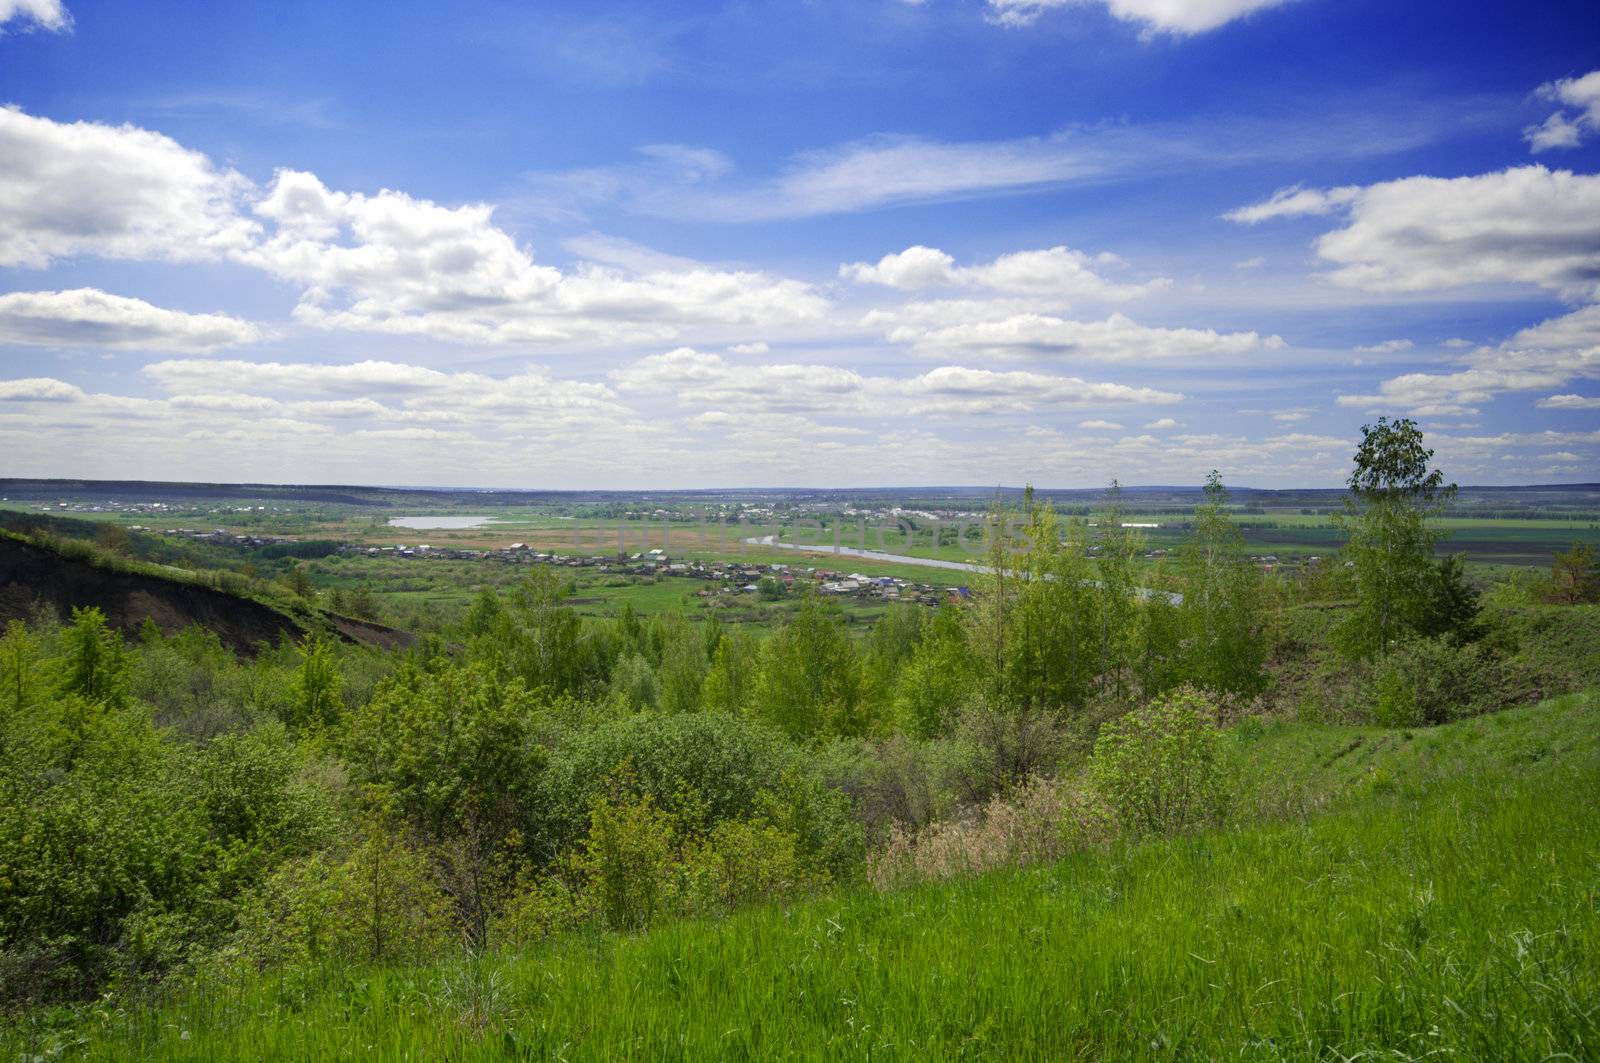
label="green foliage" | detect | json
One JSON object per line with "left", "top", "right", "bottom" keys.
{"left": 1175, "top": 472, "right": 1269, "bottom": 696}
{"left": 26, "top": 694, "right": 1600, "bottom": 1061}
{"left": 58, "top": 606, "right": 129, "bottom": 709}
{"left": 222, "top": 819, "right": 453, "bottom": 971}
{"left": 1416, "top": 551, "right": 1484, "bottom": 644}
{"left": 1363, "top": 636, "right": 1540, "bottom": 727}
{"left": 700, "top": 630, "right": 757, "bottom": 714}
{"left": 578, "top": 786, "right": 677, "bottom": 932}
{"left": 1550, "top": 540, "right": 1600, "bottom": 604}
{"left": 891, "top": 606, "right": 973, "bottom": 738}
{"left": 286, "top": 634, "right": 343, "bottom": 730}
{"left": 749, "top": 595, "right": 873, "bottom": 739}
{"left": 538, "top": 711, "right": 860, "bottom": 880}
{"left": 1090, "top": 686, "right": 1228, "bottom": 836}
{"left": 1336, "top": 418, "right": 1456, "bottom": 659}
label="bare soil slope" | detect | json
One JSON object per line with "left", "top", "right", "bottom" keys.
{"left": 0, "top": 536, "right": 412, "bottom": 654}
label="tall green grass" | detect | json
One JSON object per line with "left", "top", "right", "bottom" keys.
{"left": 10, "top": 694, "right": 1599, "bottom": 1060}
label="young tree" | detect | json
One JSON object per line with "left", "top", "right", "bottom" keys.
{"left": 1417, "top": 552, "right": 1484, "bottom": 644}
{"left": 1335, "top": 418, "right": 1455, "bottom": 658}
{"left": 750, "top": 595, "right": 871, "bottom": 740}
{"left": 1550, "top": 540, "right": 1600, "bottom": 604}
{"left": 287, "top": 634, "right": 343, "bottom": 729}
{"left": 58, "top": 606, "right": 129, "bottom": 709}
{"left": 1177, "top": 472, "right": 1268, "bottom": 695}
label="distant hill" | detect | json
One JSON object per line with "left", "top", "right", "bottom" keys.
{"left": 0, "top": 533, "right": 412, "bottom": 655}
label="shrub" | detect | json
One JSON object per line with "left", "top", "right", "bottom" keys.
{"left": 221, "top": 821, "right": 453, "bottom": 972}
{"left": 579, "top": 788, "right": 677, "bottom": 932}
{"left": 1089, "top": 686, "right": 1228, "bottom": 837}
{"left": 538, "top": 712, "right": 858, "bottom": 879}
{"left": 681, "top": 817, "right": 827, "bottom": 912}
{"left": 1362, "top": 636, "right": 1541, "bottom": 727}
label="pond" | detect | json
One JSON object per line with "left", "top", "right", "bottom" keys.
{"left": 387, "top": 515, "right": 496, "bottom": 530}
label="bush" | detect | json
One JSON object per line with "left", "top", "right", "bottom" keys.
{"left": 539, "top": 712, "right": 860, "bottom": 880}
{"left": 1089, "top": 686, "right": 1228, "bottom": 837}
{"left": 1363, "top": 636, "right": 1541, "bottom": 727}
{"left": 220, "top": 822, "right": 453, "bottom": 972}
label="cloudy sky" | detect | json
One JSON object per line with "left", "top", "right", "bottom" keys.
{"left": 1, "top": 0, "right": 1597, "bottom": 489}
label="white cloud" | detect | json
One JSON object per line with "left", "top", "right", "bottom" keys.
{"left": 1223, "top": 184, "right": 1359, "bottom": 224}
{"left": 1525, "top": 70, "right": 1600, "bottom": 152}
{"left": 143, "top": 358, "right": 627, "bottom": 427}
{"left": 1337, "top": 304, "right": 1600, "bottom": 416}
{"left": 0, "top": 0, "right": 68, "bottom": 33}
{"left": 246, "top": 168, "right": 826, "bottom": 346}
{"left": 871, "top": 307, "right": 1284, "bottom": 362}
{"left": 610, "top": 347, "right": 1181, "bottom": 417}
{"left": 1078, "top": 418, "right": 1124, "bottom": 430}
{"left": 1353, "top": 339, "right": 1413, "bottom": 354}
{"left": 0, "top": 109, "right": 828, "bottom": 348}
{"left": 987, "top": 0, "right": 1291, "bottom": 34}
{"left": 0, "top": 376, "right": 86, "bottom": 402}
{"left": 0, "top": 288, "right": 262, "bottom": 352}
{"left": 1143, "top": 417, "right": 1179, "bottom": 429}
{"left": 841, "top": 244, "right": 1167, "bottom": 300}
{"left": 727, "top": 341, "right": 769, "bottom": 355}
{"left": 0, "top": 107, "right": 256, "bottom": 268}
{"left": 1231, "top": 166, "right": 1600, "bottom": 301}
{"left": 1537, "top": 394, "right": 1600, "bottom": 410}
{"left": 903, "top": 365, "right": 1180, "bottom": 414}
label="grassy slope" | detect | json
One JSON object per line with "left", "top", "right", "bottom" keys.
{"left": 11, "top": 692, "right": 1599, "bottom": 1061}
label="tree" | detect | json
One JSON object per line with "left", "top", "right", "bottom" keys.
{"left": 1550, "top": 541, "right": 1600, "bottom": 604}
{"left": 1417, "top": 553, "right": 1484, "bottom": 644}
{"left": 1335, "top": 418, "right": 1455, "bottom": 658}
{"left": 892, "top": 605, "right": 974, "bottom": 738}
{"left": 750, "top": 595, "right": 871, "bottom": 740}
{"left": 58, "top": 606, "right": 129, "bottom": 709}
{"left": 286, "top": 634, "right": 343, "bottom": 729}
{"left": 1176, "top": 472, "right": 1268, "bottom": 695}
{"left": 701, "top": 630, "right": 758, "bottom": 714}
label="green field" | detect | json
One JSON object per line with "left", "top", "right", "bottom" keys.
{"left": 14, "top": 691, "right": 1596, "bottom": 1061}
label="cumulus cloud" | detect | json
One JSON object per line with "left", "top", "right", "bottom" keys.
{"left": 0, "top": 0, "right": 68, "bottom": 33}
{"left": 1078, "top": 418, "right": 1124, "bottom": 430}
{"left": 1229, "top": 166, "right": 1600, "bottom": 301}
{"left": 246, "top": 169, "right": 826, "bottom": 346}
{"left": 143, "top": 358, "right": 627, "bottom": 427}
{"left": 610, "top": 347, "right": 1180, "bottom": 417}
{"left": 841, "top": 244, "right": 1167, "bottom": 300}
{"left": 1524, "top": 70, "right": 1600, "bottom": 152}
{"left": 0, "top": 107, "right": 256, "bottom": 268}
{"left": 0, "top": 109, "right": 827, "bottom": 348}
{"left": 1143, "top": 417, "right": 1179, "bottom": 429}
{"left": 0, "top": 288, "right": 262, "bottom": 352}
{"left": 1537, "top": 394, "right": 1600, "bottom": 410}
{"left": 1337, "top": 304, "right": 1600, "bottom": 416}
{"left": 0, "top": 376, "right": 87, "bottom": 402}
{"left": 986, "top": 0, "right": 1291, "bottom": 34}
{"left": 869, "top": 307, "right": 1284, "bottom": 362}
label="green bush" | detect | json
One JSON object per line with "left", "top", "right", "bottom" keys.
{"left": 1089, "top": 686, "right": 1228, "bottom": 836}
{"left": 539, "top": 712, "right": 857, "bottom": 872}
{"left": 220, "top": 821, "right": 453, "bottom": 972}
{"left": 1363, "top": 636, "right": 1541, "bottom": 727}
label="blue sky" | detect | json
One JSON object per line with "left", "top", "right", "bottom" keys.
{"left": 1, "top": 0, "right": 1597, "bottom": 488}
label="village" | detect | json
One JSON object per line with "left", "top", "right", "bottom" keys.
{"left": 348, "top": 541, "right": 966, "bottom": 607}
